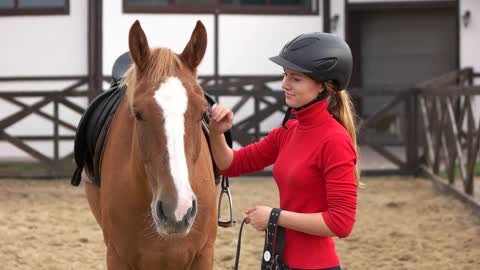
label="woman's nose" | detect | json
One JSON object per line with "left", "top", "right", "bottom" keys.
{"left": 282, "top": 77, "right": 290, "bottom": 90}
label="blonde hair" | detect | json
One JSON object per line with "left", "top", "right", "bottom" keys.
{"left": 324, "top": 80, "right": 360, "bottom": 184}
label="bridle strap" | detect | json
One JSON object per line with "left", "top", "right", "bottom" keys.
{"left": 201, "top": 101, "right": 235, "bottom": 227}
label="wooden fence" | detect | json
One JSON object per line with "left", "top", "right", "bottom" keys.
{"left": 416, "top": 68, "right": 480, "bottom": 213}
{"left": 0, "top": 71, "right": 480, "bottom": 211}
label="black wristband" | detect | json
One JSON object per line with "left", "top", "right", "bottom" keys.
{"left": 263, "top": 208, "right": 281, "bottom": 262}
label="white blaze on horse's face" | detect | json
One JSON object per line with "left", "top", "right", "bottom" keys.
{"left": 153, "top": 76, "right": 197, "bottom": 226}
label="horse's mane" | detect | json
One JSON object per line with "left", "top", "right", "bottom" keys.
{"left": 121, "top": 48, "right": 182, "bottom": 105}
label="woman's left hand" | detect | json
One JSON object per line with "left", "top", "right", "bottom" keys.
{"left": 245, "top": 206, "right": 272, "bottom": 231}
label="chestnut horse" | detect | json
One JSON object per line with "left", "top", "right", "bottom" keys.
{"left": 84, "top": 20, "right": 217, "bottom": 269}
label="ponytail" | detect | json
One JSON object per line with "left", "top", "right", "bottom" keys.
{"left": 324, "top": 81, "right": 360, "bottom": 184}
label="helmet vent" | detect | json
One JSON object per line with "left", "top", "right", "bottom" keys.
{"left": 288, "top": 37, "right": 317, "bottom": 52}
{"left": 313, "top": 57, "right": 337, "bottom": 71}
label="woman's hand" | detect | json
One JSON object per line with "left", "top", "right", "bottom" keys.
{"left": 245, "top": 206, "right": 272, "bottom": 231}
{"left": 208, "top": 104, "right": 234, "bottom": 135}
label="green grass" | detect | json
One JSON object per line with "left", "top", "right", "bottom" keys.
{"left": 439, "top": 162, "right": 480, "bottom": 178}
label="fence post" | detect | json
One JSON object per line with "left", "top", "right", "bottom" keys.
{"left": 406, "top": 88, "right": 419, "bottom": 174}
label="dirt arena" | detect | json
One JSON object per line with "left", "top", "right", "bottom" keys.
{"left": 0, "top": 176, "right": 479, "bottom": 270}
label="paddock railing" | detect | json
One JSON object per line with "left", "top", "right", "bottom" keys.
{"left": 0, "top": 76, "right": 91, "bottom": 177}
{"left": 416, "top": 68, "right": 480, "bottom": 208}
{"left": 0, "top": 70, "right": 479, "bottom": 207}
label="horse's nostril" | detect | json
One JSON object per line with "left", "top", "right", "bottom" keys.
{"left": 191, "top": 199, "right": 197, "bottom": 217}
{"left": 156, "top": 201, "right": 167, "bottom": 222}
{"left": 182, "top": 199, "right": 197, "bottom": 224}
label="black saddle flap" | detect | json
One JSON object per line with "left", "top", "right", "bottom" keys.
{"left": 71, "top": 82, "right": 125, "bottom": 186}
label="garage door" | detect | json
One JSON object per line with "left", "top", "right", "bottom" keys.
{"left": 356, "top": 7, "right": 457, "bottom": 143}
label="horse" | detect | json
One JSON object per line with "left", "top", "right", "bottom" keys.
{"left": 81, "top": 20, "right": 218, "bottom": 269}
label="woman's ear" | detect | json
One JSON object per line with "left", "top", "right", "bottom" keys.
{"left": 317, "top": 81, "right": 327, "bottom": 94}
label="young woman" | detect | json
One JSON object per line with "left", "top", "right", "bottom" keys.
{"left": 209, "top": 32, "right": 358, "bottom": 270}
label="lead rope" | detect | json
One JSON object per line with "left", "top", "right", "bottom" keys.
{"left": 234, "top": 208, "right": 290, "bottom": 270}
{"left": 233, "top": 217, "right": 248, "bottom": 270}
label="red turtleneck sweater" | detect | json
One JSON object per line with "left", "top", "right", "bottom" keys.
{"left": 222, "top": 100, "right": 357, "bottom": 269}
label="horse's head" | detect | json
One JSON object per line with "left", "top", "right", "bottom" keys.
{"left": 123, "top": 20, "right": 209, "bottom": 235}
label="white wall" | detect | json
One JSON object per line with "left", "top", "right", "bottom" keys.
{"left": 103, "top": 2, "right": 215, "bottom": 76}
{"left": 219, "top": 15, "right": 323, "bottom": 75}
{"left": 460, "top": 0, "right": 480, "bottom": 73}
{"left": 460, "top": 0, "right": 480, "bottom": 121}
{"left": 103, "top": 1, "right": 323, "bottom": 77}
{"left": 0, "top": 1, "right": 87, "bottom": 76}
{"left": 331, "top": 0, "right": 346, "bottom": 39}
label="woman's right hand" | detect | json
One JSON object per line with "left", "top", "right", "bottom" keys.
{"left": 208, "top": 104, "right": 234, "bottom": 135}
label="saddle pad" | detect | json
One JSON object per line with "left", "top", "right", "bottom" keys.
{"left": 71, "top": 82, "right": 126, "bottom": 186}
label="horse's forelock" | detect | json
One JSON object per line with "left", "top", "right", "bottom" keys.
{"left": 123, "top": 48, "right": 182, "bottom": 106}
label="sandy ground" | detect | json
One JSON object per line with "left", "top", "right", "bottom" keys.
{"left": 0, "top": 176, "right": 479, "bottom": 270}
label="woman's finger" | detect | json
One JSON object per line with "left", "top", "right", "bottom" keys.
{"left": 215, "top": 109, "right": 230, "bottom": 122}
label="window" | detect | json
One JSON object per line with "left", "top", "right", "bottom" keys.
{"left": 0, "top": 0, "right": 69, "bottom": 16}
{"left": 124, "top": 0, "right": 317, "bottom": 15}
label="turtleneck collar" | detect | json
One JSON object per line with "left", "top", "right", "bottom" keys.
{"left": 291, "top": 99, "right": 331, "bottom": 128}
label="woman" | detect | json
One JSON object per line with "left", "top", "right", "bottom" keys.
{"left": 209, "top": 32, "right": 358, "bottom": 270}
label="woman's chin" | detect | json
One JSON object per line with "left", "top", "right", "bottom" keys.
{"left": 285, "top": 97, "right": 294, "bottom": 108}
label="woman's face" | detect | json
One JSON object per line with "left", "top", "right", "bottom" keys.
{"left": 282, "top": 68, "right": 324, "bottom": 108}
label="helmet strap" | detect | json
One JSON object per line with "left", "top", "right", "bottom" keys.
{"left": 295, "top": 90, "right": 328, "bottom": 111}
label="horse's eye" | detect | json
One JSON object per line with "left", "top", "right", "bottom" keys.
{"left": 133, "top": 110, "right": 143, "bottom": 121}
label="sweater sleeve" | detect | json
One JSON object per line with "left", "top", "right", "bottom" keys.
{"left": 221, "top": 126, "right": 285, "bottom": 177}
{"left": 320, "top": 134, "right": 357, "bottom": 238}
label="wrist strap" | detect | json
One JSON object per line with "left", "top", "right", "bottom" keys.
{"left": 261, "top": 208, "right": 290, "bottom": 270}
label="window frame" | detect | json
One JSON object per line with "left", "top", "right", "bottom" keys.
{"left": 0, "top": 0, "right": 69, "bottom": 16}
{"left": 123, "top": 0, "right": 318, "bottom": 15}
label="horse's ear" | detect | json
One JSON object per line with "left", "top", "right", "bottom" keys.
{"left": 180, "top": 20, "right": 207, "bottom": 71}
{"left": 129, "top": 20, "right": 150, "bottom": 72}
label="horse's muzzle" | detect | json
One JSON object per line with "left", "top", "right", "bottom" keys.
{"left": 154, "top": 199, "right": 197, "bottom": 234}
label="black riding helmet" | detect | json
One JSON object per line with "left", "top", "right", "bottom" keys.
{"left": 269, "top": 32, "right": 353, "bottom": 90}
